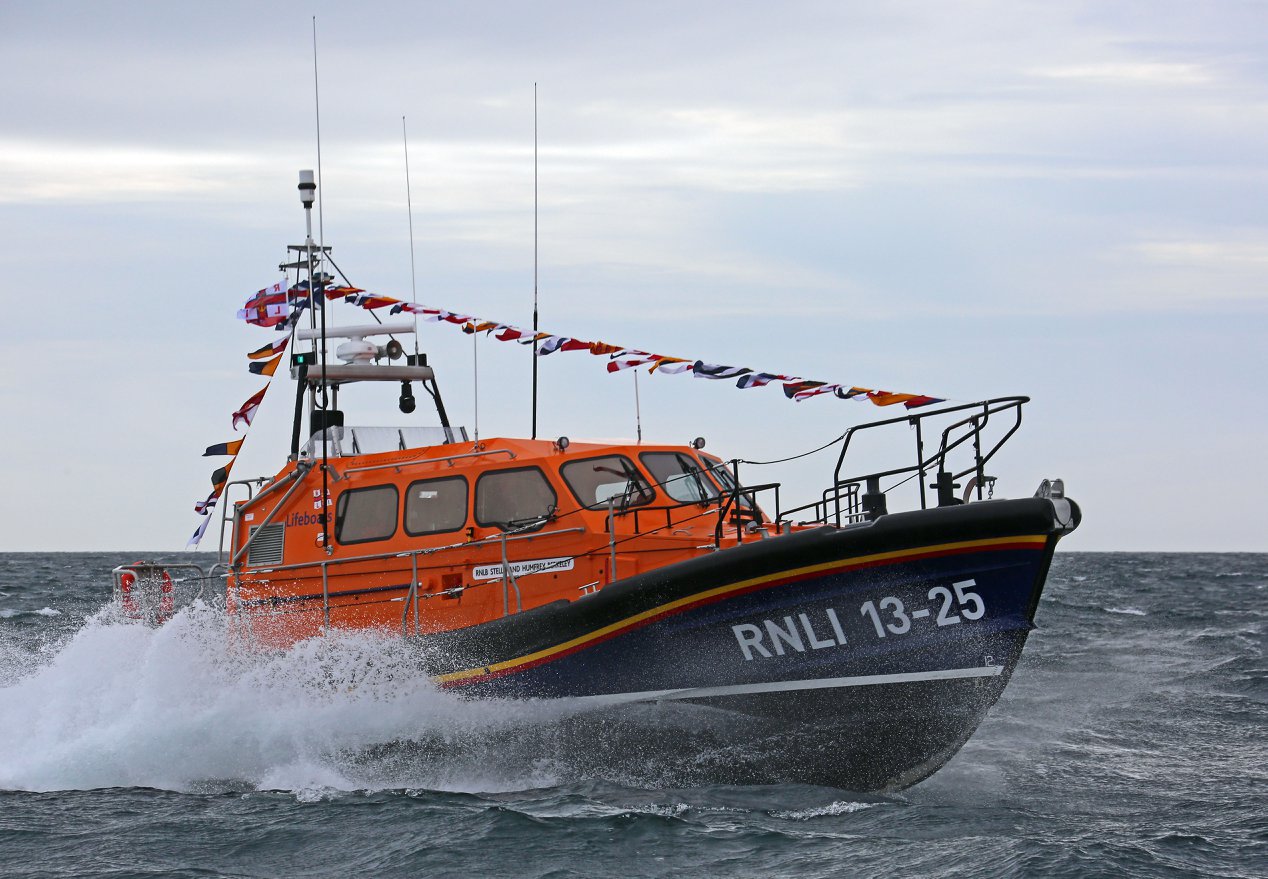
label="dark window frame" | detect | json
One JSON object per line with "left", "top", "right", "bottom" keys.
{"left": 335, "top": 484, "right": 400, "bottom": 545}
{"left": 403, "top": 475, "right": 470, "bottom": 537}
{"left": 473, "top": 465, "right": 559, "bottom": 531}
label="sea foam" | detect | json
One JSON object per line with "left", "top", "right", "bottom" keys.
{"left": 0, "top": 602, "right": 565, "bottom": 794}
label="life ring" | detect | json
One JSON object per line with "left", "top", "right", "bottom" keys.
{"left": 119, "top": 568, "right": 139, "bottom": 617}
{"left": 158, "top": 568, "right": 175, "bottom": 622}
{"left": 118, "top": 562, "right": 175, "bottom": 622}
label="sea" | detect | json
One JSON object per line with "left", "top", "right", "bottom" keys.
{"left": 0, "top": 552, "right": 1263, "bottom": 878}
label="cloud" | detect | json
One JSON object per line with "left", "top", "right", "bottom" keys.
{"left": 0, "top": 139, "right": 275, "bottom": 204}
{"left": 1029, "top": 62, "right": 1215, "bottom": 86}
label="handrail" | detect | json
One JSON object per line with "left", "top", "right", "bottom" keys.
{"left": 825, "top": 396, "right": 1028, "bottom": 522}
{"left": 239, "top": 525, "right": 588, "bottom": 576}
{"left": 341, "top": 447, "right": 516, "bottom": 476}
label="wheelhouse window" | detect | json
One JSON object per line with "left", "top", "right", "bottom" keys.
{"left": 561, "top": 455, "right": 655, "bottom": 510}
{"left": 335, "top": 484, "right": 399, "bottom": 544}
{"left": 475, "top": 467, "right": 558, "bottom": 531}
{"left": 640, "top": 452, "right": 719, "bottom": 504}
{"left": 404, "top": 476, "right": 468, "bottom": 536}
{"left": 700, "top": 453, "right": 753, "bottom": 509}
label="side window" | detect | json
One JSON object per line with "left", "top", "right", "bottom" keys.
{"left": 475, "top": 467, "right": 558, "bottom": 531}
{"left": 335, "top": 484, "right": 399, "bottom": 544}
{"left": 640, "top": 452, "right": 719, "bottom": 503}
{"left": 561, "top": 455, "right": 654, "bottom": 510}
{"left": 404, "top": 476, "right": 468, "bottom": 536}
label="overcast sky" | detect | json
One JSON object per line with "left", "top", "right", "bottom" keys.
{"left": 1, "top": 1, "right": 1265, "bottom": 552}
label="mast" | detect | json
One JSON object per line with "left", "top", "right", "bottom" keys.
{"left": 531, "top": 83, "right": 539, "bottom": 439}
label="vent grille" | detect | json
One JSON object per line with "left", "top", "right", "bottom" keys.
{"left": 248, "top": 523, "right": 285, "bottom": 566}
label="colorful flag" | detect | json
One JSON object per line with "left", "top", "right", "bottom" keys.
{"left": 903, "top": 395, "right": 944, "bottom": 409}
{"left": 237, "top": 301, "right": 288, "bottom": 327}
{"left": 536, "top": 335, "right": 568, "bottom": 355}
{"left": 791, "top": 383, "right": 841, "bottom": 402}
{"left": 232, "top": 387, "right": 267, "bottom": 430}
{"left": 833, "top": 386, "right": 869, "bottom": 400}
{"left": 194, "top": 493, "right": 218, "bottom": 515}
{"left": 782, "top": 380, "right": 827, "bottom": 399}
{"left": 202, "top": 439, "right": 243, "bottom": 457}
{"left": 536, "top": 335, "right": 590, "bottom": 356}
{"left": 693, "top": 362, "right": 752, "bottom": 381}
{"left": 389, "top": 303, "right": 437, "bottom": 318}
{"left": 187, "top": 515, "right": 212, "bottom": 549}
{"left": 350, "top": 294, "right": 401, "bottom": 310}
{"left": 275, "top": 298, "right": 311, "bottom": 332}
{"left": 737, "top": 372, "right": 797, "bottom": 390}
{"left": 649, "top": 357, "right": 693, "bottom": 374}
{"left": 607, "top": 351, "right": 658, "bottom": 372}
{"left": 248, "top": 352, "right": 284, "bottom": 376}
{"left": 237, "top": 280, "right": 291, "bottom": 327}
{"left": 247, "top": 337, "right": 290, "bottom": 360}
{"left": 326, "top": 285, "right": 365, "bottom": 301}
{"left": 867, "top": 391, "right": 917, "bottom": 407}
{"left": 211, "top": 461, "right": 234, "bottom": 490}
{"left": 320, "top": 295, "right": 943, "bottom": 408}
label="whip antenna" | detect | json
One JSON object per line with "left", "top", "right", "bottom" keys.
{"left": 310, "top": 17, "right": 331, "bottom": 554}
{"left": 531, "top": 83, "right": 539, "bottom": 439}
{"left": 403, "top": 115, "right": 420, "bottom": 358}
{"left": 313, "top": 17, "right": 325, "bottom": 249}
{"left": 634, "top": 370, "right": 643, "bottom": 444}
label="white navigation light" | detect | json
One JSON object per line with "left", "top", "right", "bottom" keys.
{"left": 298, "top": 169, "right": 316, "bottom": 207}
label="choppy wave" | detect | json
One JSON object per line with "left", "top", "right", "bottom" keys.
{"left": 0, "top": 551, "right": 1264, "bottom": 879}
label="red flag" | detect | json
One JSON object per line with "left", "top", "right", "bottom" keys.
{"left": 232, "top": 387, "right": 268, "bottom": 430}
{"left": 237, "top": 280, "right": 291, "bottom": 327}
{"left": 903, "top": 395, "right": 944, "bottom": 409}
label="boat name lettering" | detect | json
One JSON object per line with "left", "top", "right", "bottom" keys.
{"left": 472, "top": 557, "right": 574, "bottom": 580}
{"left": 732, "top": 579, "right": 987, "bottom": 661}
{"left": 284, "top": 511, "right": 327, "bottom": 527}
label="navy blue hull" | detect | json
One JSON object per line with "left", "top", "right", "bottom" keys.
{"left": 415, "top": 497, "right": 1077, "bottom": 791}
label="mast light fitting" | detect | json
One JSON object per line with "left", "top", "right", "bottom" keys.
{"left": 298, "top": 170, "right": 316, "bottom": 207}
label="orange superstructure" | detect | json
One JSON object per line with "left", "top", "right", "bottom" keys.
{"left": 228, "top": 434, "right": 776, "bottom": 647}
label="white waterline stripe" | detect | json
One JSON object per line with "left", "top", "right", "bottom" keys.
{"left": 573, "top": 665, "right": 1005, "bottom": 707}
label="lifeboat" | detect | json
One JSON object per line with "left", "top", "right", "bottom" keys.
{"left": 140, "top": 171, "right": 1081, "bottom": 792}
